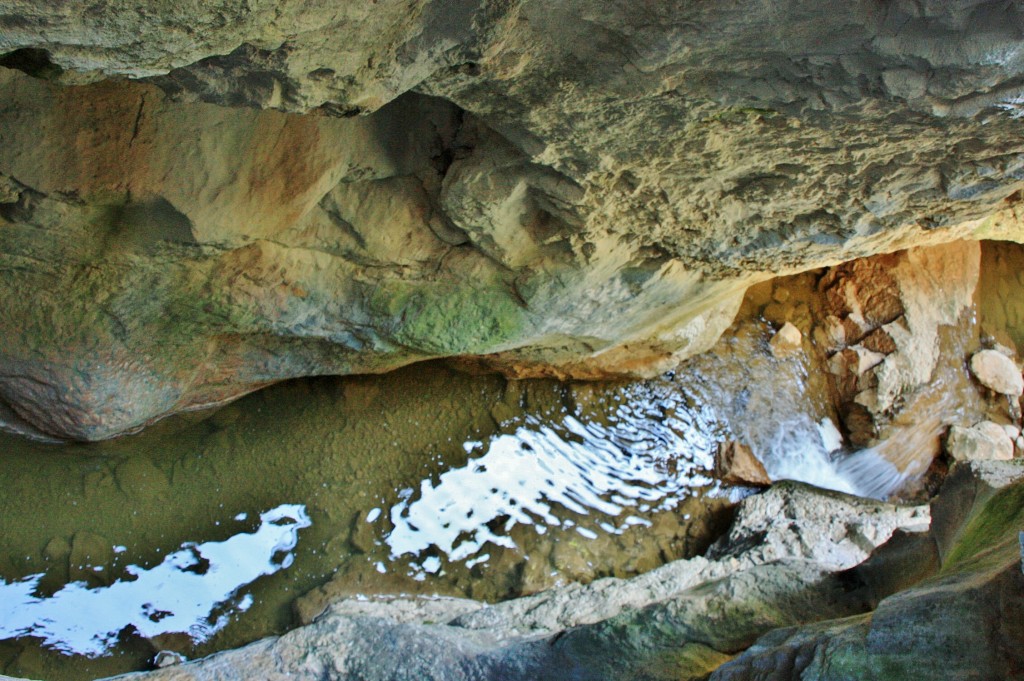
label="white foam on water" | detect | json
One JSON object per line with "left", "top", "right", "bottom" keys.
{"left": 755, "top": 416, "right": 906, "bottom": 499}
{"left": 0, "top": 504, "right": 311, "bottom": 657}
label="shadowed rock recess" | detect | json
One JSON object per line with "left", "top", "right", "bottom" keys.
{"left": 1, "top": 1, "right": 1024, "bottom": 439}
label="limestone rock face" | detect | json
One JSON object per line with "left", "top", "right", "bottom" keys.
{"left": 820, "top": 242, "right": 980, "bottom": 426}
{"left": 3, "top": 2, "right": 1024, "bottom": 438}
{"left": 814, "top": 240, "right": 988, "bottom": 479}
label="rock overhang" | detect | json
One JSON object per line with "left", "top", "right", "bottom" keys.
{"left": 2, "top": 1, "right": 1024, "bottom": 439}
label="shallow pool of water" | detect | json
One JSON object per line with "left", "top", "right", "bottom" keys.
{"left": 0, "top": 362, "right": 745, "bottom": 680}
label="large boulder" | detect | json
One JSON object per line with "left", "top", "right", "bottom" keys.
{"left": 710, "top": 461, "right": 1024, "bottom": 681}
{"left": 970, "top": 348, "right": 1024, "bottom": 396}
{"left": 946, "top": 421, "right": 1015, "bottom": 462}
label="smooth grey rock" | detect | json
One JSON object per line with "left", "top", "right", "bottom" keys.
{"left": 706, "top": 481, "right": 929, "bottom": 572}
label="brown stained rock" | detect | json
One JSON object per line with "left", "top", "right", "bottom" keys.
{"left": 715, "top": 441, "right": 771, "bottom": 486}
{"left": 970, "top": 349, "right": 1024, "bottom": 397}
{"left": 816, "top": 241, "right": 984, "bottom": 475}
{"left": 859, "top": 327, "right": 897, "bottom": 355}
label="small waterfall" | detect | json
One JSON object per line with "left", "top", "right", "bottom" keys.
{"left": 754, "top": 415, "right": 906, "bottom": 499}
{"left": 676, "top": 321, "right": 912, "bottom": 500}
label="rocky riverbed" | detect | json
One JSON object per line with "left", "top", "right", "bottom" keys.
{"left": 38, "top": 462, "right": 1020, "bottom": 681}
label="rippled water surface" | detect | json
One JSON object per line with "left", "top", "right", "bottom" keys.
{"left": 0, "top": 363, "right": 744, "bottom": 680}
{"left": 0, "top": 505, "right": 309, "bottom": 657}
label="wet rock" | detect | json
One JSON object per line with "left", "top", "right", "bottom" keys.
{"left": 946, "top": 422, "right": 1015, "bottom": 462}
{"left": 710, "top": 461, "right": 1024, "bottom": 681}
{"left": 115, "top": 458, "right": 171, "bottom": 500}
{"left": 715, "top": 441, "right": 771, "bottom": 486}
{"left": 0, "top": 175, "right": 20, "bottom": 204}
{"left": 768, "top": 322, "right": 802, "bottom": 358}
{"left": 42, "top": 536, "right": 71, "bottom": 563}
{"left": 349, "top": 511, "right": 378, "bottom": 555}
{"left": 970, "top": 348, "right": 1024, "bottom": 396}
{"left": 68, "top": 531, "right": 114, "bottom": 587}
{"left": 153, "top": 652, "right": 186, "bottom": 668}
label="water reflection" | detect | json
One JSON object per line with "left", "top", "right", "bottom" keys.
{"left": 387, "top": 414, "right": 716, "bottom": 572}
{"left": 0, "top": 505, "right": 310, "bottom": 657}
{"left": 0, "top": 319, "right": 916, "bottom": 680}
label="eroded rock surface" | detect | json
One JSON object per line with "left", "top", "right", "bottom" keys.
{"left": 711, "top": 460, "right": 1024, "bottom": 681}
{"left": 819, "top": 241, "right": 980, "bottom": 441}
{"left": 3, "top": 3, "right": 1024, "bottom": 438}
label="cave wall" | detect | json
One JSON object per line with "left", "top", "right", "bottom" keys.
{"left": 2, "top": 1, "right": 1024, "bottom": 439}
